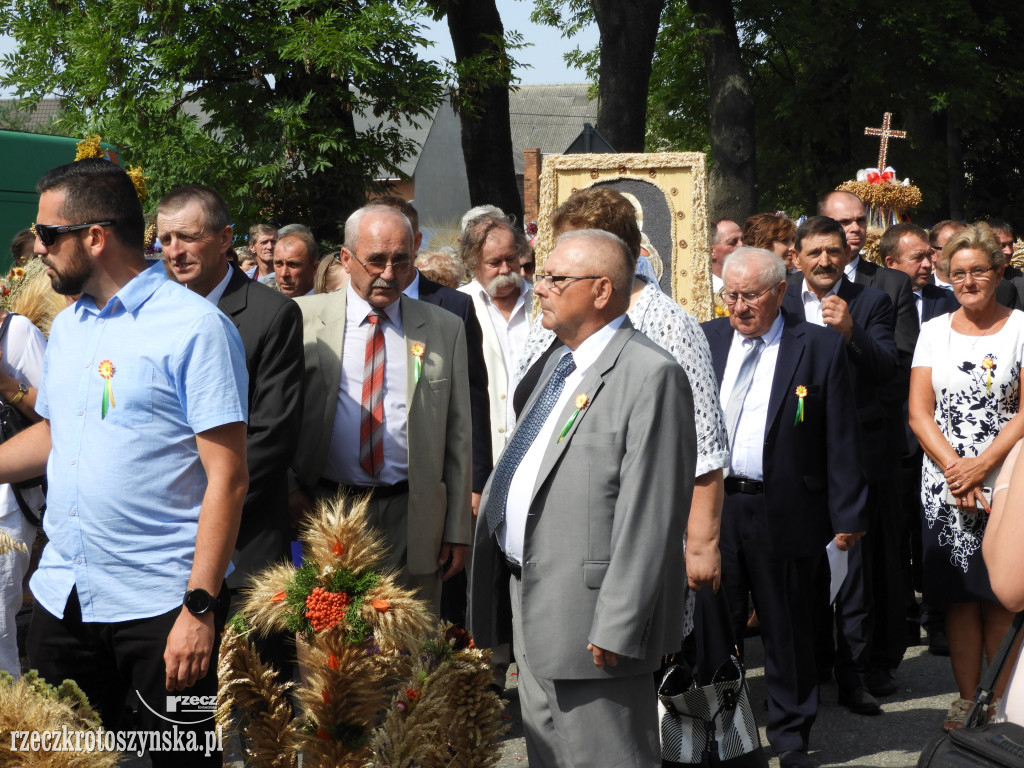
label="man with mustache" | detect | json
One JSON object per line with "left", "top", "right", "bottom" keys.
{"left": 783, "top": 216, "right": 900, "bottom": 716}
{"left": 290, "top": 205, "right": 472, "bottom": 615}
{"left": 458, "top": 213, "right": 533, "bottom": 460}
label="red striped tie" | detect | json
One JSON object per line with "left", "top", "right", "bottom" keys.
{"left": 359, "top": 310, "right": 386, "bottom": 476}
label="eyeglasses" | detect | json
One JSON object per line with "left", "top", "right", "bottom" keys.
{"left": 349, "top": 252, "right": 412, "bottom": 275}
{"left": 534, "top": 273, "right": 603, "bottom": 292}
{"left": 950, "top": 267, "right": 995, "bottom": 284}
{"left": 32, "top": 220, "right": 116, "bottom": 247}
{"left": 723, "top": 287, "right": 773, "bottom": 306}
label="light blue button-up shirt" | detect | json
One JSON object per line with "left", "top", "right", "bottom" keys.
{"left": 32, "top": 262, "right": 248, "bottom": 622}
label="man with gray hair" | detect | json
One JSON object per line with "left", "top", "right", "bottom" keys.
{"left": 702, "top": 247, "right": 867, "bottom": 768}
{"left": 290, "top": 205, "right": 472, "bottom": 613}
{"left": 458, "top": 214, "right": 533, "bottom": 461}
{"left": 470, "top": 228, "right": 696, "bottom": 768}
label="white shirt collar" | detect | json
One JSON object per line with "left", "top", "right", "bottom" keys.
{"left": 202, "top": 264, "right": 233, "bottom": 306}
{"left": 559, "top": 315, "right": 627, "bottom": 374}
{"left": 346, "top": 282, "right": 402, "bottom": 328}
{"left": 800, "top": 276, "right": 841, "bottom": 303}
{"left": 731, "top": 311, "right": 784, "bottom": 350}
{"left": 844, "top": 255, "right": 861, "bottom": 279}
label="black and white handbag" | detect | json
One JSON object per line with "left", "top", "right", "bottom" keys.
{"left": 658, "top": 587, "right": 769, "bottom": 768}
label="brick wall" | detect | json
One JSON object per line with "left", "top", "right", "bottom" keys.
{"left": 523, "top": 148, "right": 542, "bottom": 226}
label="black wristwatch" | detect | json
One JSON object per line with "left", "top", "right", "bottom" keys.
{"left": 183, "top": 588, "right": 217, "bottom": 616}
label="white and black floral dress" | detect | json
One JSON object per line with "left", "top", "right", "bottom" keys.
{"left": 914, "top": 310, "right": 1024, "bottom": 604}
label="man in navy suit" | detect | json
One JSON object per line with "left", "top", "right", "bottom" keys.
{"left": 783, "top": 216, "right": 900, "bottom": 715}
{"left": 702, "top": 247, "right": 866, "bottom": 768}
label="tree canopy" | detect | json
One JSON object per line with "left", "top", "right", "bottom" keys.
{"left": 0, "top": 0, "right": 447, "bottom": 241}
{"left": 649, "top": 0, "right": 1024, "bottom": 223}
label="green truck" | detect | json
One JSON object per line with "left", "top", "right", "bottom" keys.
{"left": 0, "top": 130, "right": 120, "bottom": 271}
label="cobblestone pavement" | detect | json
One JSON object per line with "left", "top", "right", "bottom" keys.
{"left": 493, "top": 635, "right": 959, "bottom": 768}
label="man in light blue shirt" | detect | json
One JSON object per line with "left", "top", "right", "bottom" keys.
{"left": 1, "top": 159, "right": 248, "bottom": 767}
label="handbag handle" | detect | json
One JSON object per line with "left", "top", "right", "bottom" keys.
{"left": 966, "top": 610, "right": 1024, "bottom": 726}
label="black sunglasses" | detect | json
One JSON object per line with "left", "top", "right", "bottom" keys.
{"left": 32, "top": 220, "right": 116, "bottom": 247}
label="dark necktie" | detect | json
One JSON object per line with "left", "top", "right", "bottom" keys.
{"left": 359, "top": 310, "right": 386, "bottom": 476}
{"left": 485, "top": 352, "right": 577, "bottom": 535}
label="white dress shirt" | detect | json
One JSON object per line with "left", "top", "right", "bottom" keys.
{"left": 720, "top": 313, "right": 784, "bottom": 481}
{"left": 499, "top": 316, "right": 626, "bottom": 564}
{"left": 324, "top": 285, "right": 409, "bottom": 486}
{"left": 913, "top": 290, "right": 924, "bottom": 325}
{"left": 459, "top": 278, "right": 532, "bottom": 428}
{"left": 800, "top": 278, "right": 841, "bottom": 327}
{"left": 844, "top": 256, "right": 861, "bottom": 281}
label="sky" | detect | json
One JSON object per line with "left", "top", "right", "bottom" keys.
{"left": 417, "top": 1, "right": 597, "bottom": 85}
{"left": 0, "top": 1, "right": 596, "bottom": 97}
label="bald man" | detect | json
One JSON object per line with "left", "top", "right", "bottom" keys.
{"left": 470, "top": 229, "right": 695, "bottom": 768}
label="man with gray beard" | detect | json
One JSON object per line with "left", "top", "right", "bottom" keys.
{"left": 458, "top": 214, "right": 533, "bottom": 460}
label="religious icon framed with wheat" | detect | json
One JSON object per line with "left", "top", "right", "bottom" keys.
{"left": 536, "top": 152, "right": 712, "bottom": 321}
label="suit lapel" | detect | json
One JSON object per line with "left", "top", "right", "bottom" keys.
{"left": 401, "top": 296, "right": 428, "bottom": 410}
{"left": 854, "top": 259, "right": 875, "bottom": 286}
{"left": 706, "top": 321, "right": 731, "bottom": 387}
{"left": 528, "top": 325, "right": 632, "bottom": 509}
{"left": 316, "top": 289, "right": 347, "bottom": 399}
{"left": 765, "top": 314, "right": 806, "bottom": 432}
{"left": 216, "top": 265, "right": 248, "bottom": 321}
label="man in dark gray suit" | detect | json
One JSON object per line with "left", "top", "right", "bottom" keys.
{"left": 158, "top": 186, "right": 304, "bottom": 670}
{"left": 469, "top": 229, "right": 695, "bottom": 768}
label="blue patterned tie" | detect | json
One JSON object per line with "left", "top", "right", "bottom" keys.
{"left": 485, "top": 352, "right": 577, "bottom": 535}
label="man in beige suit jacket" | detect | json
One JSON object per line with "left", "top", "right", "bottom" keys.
{"left": 291, "top": 206, "right": 472, "bottom": 612}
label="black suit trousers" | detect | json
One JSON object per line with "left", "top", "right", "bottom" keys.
{"left": 721, "top": 490, "right": 819, "bottom": 754}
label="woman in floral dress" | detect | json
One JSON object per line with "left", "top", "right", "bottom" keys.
{"left": 910, "top": 222, "right": 1024, "bottom": 730}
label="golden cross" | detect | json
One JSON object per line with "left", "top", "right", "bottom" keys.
{"left": 864, "top": 112, "right": 907, "bottom": 172}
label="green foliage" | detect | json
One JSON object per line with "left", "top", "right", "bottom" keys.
{"left": 0, "top": 0, "right": 447, "bottom": 239}
{"left": 648, "top": 0, "right": 1024, "bottom": 221}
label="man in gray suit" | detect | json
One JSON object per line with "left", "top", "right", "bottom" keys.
{"left": 469, "top": 229, "right": 696, "bottom": 768}
{"left": 290, "top": 206, "right": 472, "bottom": 614}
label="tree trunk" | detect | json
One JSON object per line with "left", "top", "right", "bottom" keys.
{"left": 687, "top": 0, "right": 755, "bottom": 221}
{"left": 446, "top": 0, "right": 524, "bottom": 223}
{"left": 592, "top": 0, "right": 665, "bottom": 153}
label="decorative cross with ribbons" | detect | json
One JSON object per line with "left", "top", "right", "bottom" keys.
{"left": 864, "top": 112, "right": 907, "bottom": 173}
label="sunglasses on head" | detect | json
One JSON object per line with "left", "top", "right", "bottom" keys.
{"left": 31, "top": 220, "right": 116, "bottom": 247}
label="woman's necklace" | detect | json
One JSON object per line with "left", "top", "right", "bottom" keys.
{"left": 955, "top": 308, "right": 1002, "bottom": 351}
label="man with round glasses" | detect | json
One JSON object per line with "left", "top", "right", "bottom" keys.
{"left": 290, "top": 205, "right": 472, "bottom": 614}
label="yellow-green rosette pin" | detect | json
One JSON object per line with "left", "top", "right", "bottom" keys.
{"left": 794, "top": 385, "right": 807, "bottom": 426}
{"left": 98, "top": 360, "right": 115, "bottom": 418}
{"left": 558, "top": 393, "right": 589, "bottom": 443}
{"left": 410, "top": 343, "right": 425, "bottom": 382}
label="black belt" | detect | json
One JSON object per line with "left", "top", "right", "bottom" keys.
{"left": 505, "top": 556, "right": 522, "bottom": 579}
{"left": 316, "top": 478, "right": 410, "bottom": 498}
{"left": 724, "top": 476, "right": 764, "bottom": 495}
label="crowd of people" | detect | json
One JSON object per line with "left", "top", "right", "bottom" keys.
{"left": 2, "top": 155, "right": 1024, "bottom": 768}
